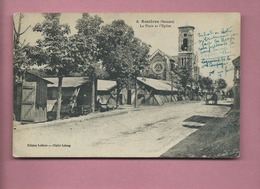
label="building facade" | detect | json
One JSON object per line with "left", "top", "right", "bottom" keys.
{"left": 13, "top": 72, "right": 53, "bottom": 123}
{"left": 147, "top": 25, "right": 200, "bottom": 84}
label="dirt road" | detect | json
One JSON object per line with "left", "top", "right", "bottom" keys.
{"left": 13, "top": 101, "right": 231, "bottom": 157}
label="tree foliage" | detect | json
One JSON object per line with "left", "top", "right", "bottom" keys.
{"left": 176, "top": 66, "right": 194, "bottom": 92}
{"left": 31, "top": 13, "right": 76, "bottom": 119}
{"left": 72, "top": 13, "right": 104, "bottom": 78}
{"left": 216, "top": 78, "right": 227, "bottom": 90}
{"left": 171, "top": 70, "right": 183, "bottom": 92}
{"left": 98, "top": 20, "right": 150, "bottom": 106}
{"left": 98, "top": 20, "right": 150, "bottom": 87}
{"left": 13, "top": 45, "right": 32, "bottom": 82}
{"left": 70, "top": 13, "right": 104, "bottom": 112}
{"left": 13, "top": 13, "right": 32, "bottom": 82}
{"left": 199, "top": 76, "right": 214, "bottom": 92}
{"left": 32, "top": 13, "right": 76, "bottom": 77}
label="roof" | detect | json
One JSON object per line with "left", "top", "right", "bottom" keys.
{"left": 150, "top": 49, "right": 178, "bottom": 62}
{"left": 44, "top": 77, "right": 117, "bottom": 91}
{"left": 26, "top": 71, "right": 54, "bottom": 84}
{"left": 45, "top": 77, "right": 89, "bottom": 88}
{"left": 232, "top": 56, "right": 240, "bottom": 67}
{"left": 97, "top": 80, "right": 117, "bottom": 91}
{"left": 137, "top": 77, "right": 178, "bottom": 92}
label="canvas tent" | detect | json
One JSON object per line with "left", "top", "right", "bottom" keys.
{"left": 96, "top": 80, "right": 117, "bottom": 109}
{"left": 45, "top": 77, "right": 118, "bottom": 115}
{"left": 44, "top": 77, "right": 92, "bottom": 116}
{"left": 136, "top": 77, "right": 179, "bottom": 106}
{"left": 46, "top": 77, "right": 90, "bottom": 100}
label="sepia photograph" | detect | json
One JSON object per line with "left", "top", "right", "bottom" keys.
{"left": 13, "top": 13, "right": 240, "bottom": 158}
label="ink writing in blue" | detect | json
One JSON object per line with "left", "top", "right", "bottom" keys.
{"left": 197, "top": 26, "right": 238, "bottom": 78}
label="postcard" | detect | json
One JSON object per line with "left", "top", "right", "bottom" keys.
{"left": 13, "top": 13, "right": 240, "bottom": 158}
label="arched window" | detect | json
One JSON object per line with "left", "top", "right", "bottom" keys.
{"left": 186, "top": 57, "right": 189, "bottom": 65}
{"left": 181, "top": 38, "right": 188, "bottom": 51}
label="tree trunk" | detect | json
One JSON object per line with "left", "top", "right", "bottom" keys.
{"left": 56, "top": 76, "right": 63, "bottom": 120}
{"left": 134, "top": 78, "right": 138, "bottom": 108}
{"left": 190, "top": 81, "right": 193, "bottom": 100}
{"left": 116, "top": 81, "right": 120, "bottom": 108}
{"left": 171, "top": 75, "right": 173, "bottom": 102}
{"left": 91, "top": 78, "right": 96, "bottom": 112}
{"left": 14, "top": 14, "right": 22, "bottom": 49}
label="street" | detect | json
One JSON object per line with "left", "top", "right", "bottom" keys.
{"left": 13, "top": 101, "right": 231, "bottom": 157}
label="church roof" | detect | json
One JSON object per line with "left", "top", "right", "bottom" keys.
{"left": 150, "top": 49, "right": 178, "bottom": 61}
{"left": 137, "top": 77, "right": 178, "bottom": 92}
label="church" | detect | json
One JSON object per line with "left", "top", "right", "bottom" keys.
{"left": 121, "top": 25, "right": 202, "bottom": 106}
{"left": 146, "top": 25, "right": 200, "bottom": 84}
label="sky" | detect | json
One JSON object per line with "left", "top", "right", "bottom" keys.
{"left": 14, "top": 13, "right": 240, "bottom": 87}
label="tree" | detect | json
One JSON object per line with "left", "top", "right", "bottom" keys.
{"left": 226, "top": 87, "right": 234, "bottom": 98}
{"left": 13, "top": 13, "right": 32, "bottom": 82}
{"left": 72, "top": 13, "right": 104, "bottom": 112}
{"left": 170, "top": 70, "right": 183, "bottom": 99}
{"left": 32, "top": 13, "right": 76, "bottom": 120}
{"left": 129, "top": 37, "right": 150, "bottom": 107}
{"left": 176, "top": 66, "right": 195, "bottom": 99}
{"left": 199, "top": 76, "right": 213, "bottom": 93}
{"left": 216, "top": 78, "right": 227, "bottom": 90}
{"left": 98, "top": 20, "right": 150, "bottom": 107}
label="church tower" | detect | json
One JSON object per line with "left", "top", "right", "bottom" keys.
{"left": 178, "top": 25, "right": 195, "bottom": 68}
{"left": 178, "top": 25, "right": 199, "bottom": 81}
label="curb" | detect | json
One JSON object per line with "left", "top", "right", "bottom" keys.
{"left": 13, "top": 101, "right": 205, "bottom": 131}
{"left": 14, "top": 107, "right": 141, "bottom": 131}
